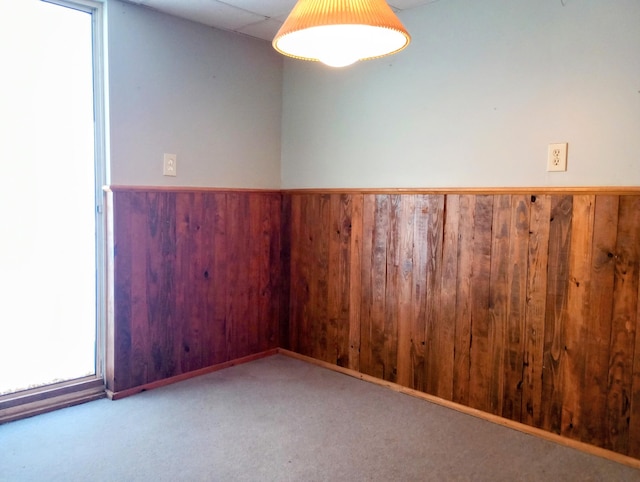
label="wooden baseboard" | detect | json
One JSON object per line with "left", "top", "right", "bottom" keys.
{"left": 276, "top": 348, "right": 640, "bottom": 470}
{"left": 106, "top": 349, "right": 278, "bottom": 400}
{"left": 0, "top": 377, "right": 106, "bottom": 425}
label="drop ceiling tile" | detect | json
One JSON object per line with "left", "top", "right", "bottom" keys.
{"left": 219, "top": 0, "right": 295, "bottom": 18}
{"left": 142, "top": 0, "right": 266, "bottom": 30}
{"left": 129, "top": 0, "right": 440, "bottom": 39}
{"left": 236, "top": 18, "right": 283, "bottom": 42}
{"left": 389, "top": 0, "right": 438, "bottom": 10}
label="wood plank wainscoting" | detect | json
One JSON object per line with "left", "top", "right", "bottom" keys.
{"left": 285, "top": 190, "right": 640, "bottom": 459}
{"left": 106, "top": 187, "right": 288, "bottom": 395}
{"left": 106, "top": 186, "right": 640, "bottom": 461}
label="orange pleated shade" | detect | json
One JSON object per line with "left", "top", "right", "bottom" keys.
{"left": 273, "top": 0, "right": 411, "bottom": 67}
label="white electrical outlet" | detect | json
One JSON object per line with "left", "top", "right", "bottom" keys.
{"left": 163, "top": 153, "right": 177, "bottom": 176}
{"left": 547, "top": 143, "right": 568, "bottom": 172}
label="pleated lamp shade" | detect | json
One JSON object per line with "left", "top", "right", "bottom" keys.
{"left": 273, "top": 0, "right": 411, "bottom": 68}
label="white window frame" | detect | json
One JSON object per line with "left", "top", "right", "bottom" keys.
{"left": 45, "top": 0, "right": 108, "bottom": 382}
{"left": 0, "top": 0, "right": 108, "bottom": 422}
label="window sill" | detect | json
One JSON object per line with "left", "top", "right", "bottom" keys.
{"left": 0, "top": 376, "right": 105, "bottom": 424}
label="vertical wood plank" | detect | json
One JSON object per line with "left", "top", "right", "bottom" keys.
{"left": 256, "top": 193, "right": 275, "bottom": 352}
{"left": 314, "top": 195, "right": 331, "bottom": 362}
{"left": 267, "top": 193, "right": 284, "bottom": 350}
{"left": 438, "top": 194, "right": 460, "bottom": 401}
{"left": 226, "top": 193, "right": 251, "bottom": 359}
{"left": 279, "top": 193, "right": 291, "bottom": 350}
{"left": 409, "top": 195, "right": 430, "bottom": 392}
{"left": 540, "top": 195, "right": 573, "bottom": 434}
{"left": 561, "top": 195, "right": 595, "bottom": 440}
{"left": 581, "top": 195, "right": 618, "bottom": 446}
{"left": 383, "top": 195, "right": 401, "bottom": 383}
{"left": 484, "top": 194, "right": 510, "bottom": 416}
{"left": 327, "top": 195, "right": 341, "bottom": 364}
{"left": 210, "top": 193, "right": 228, "bottom": 365}
{"left": 288, "top": 195, "right": 303, "bottom": 353}
{"left": 112, "top": 192, "right": 134, "bottom": 391}
{"left": 467, "top": 195, "right": 495, "bottom": 413}
{"left": 607, "top": 196, "right": 640, "bottom": 454}
{"left": 129, "top": 192, "right": 151, "bottom": 388}
{"left": 348, "top": 194, "right": 363, "bottom": 372}
{"left": 502, "top": 195, "right": 530, "bottom": 422}
{"left": 359, "top": 194, "right": 377, "bottom": 377}
{"left": 199, "top": 193, "right": 217, "bottom": 368}
{"left": 424, "top": 196, "right": 446, "bottom": 398}
{"left": 369, "top": 195, "right": 390, "bottom": 380}
{"left": 325, "top": 194, "right": 351, "bottom": 366}
{"left": 175, "top": 193, "right": 203, "bottom": 373}
{"left": 246, "top": 194, "right": 262, "bottom": 355}
{"left": 336, "top": 194, "right": 352, "bottom": 367}
{"left": 304, "top": 195, "right": 317, "bottom": 358}
{"left": 396, "top": 195, "right": 415, "bottom": 388}
{"left": 522, "top": 194, "right": 551, "bottom": 428}
{"left": 453, "top": 195, "right": 475, "bottom": 406}
{"left": 149, "top": 193, "right": 178, "bottom": 381}
{"left": 298, "top": 194, "right": 314, "bottom": 356}
{"left": 630, "top": 196, "right": 640, "bottom": 458}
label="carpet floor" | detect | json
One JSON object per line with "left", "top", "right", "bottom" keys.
{"left": 1, "top": 354, "right": 639, "bottom": 481}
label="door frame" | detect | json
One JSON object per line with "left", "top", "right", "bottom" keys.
{"left": 0, "top": 0, "right": 108, "bottom": 424}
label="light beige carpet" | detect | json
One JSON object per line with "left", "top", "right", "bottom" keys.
{"left": 1, "top": 354, "right": 638, "bottom": 481}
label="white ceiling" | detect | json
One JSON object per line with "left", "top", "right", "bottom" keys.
{"left": 123, "top": 0, "right": 437, "bottom": 42}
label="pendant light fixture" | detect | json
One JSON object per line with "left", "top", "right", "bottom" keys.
{"left": 273, "top": 0, "right": 411, "bottom": 68}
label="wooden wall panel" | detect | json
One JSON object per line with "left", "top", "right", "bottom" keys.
{"left": 348, "top": 194, "right": 363, "bottom": 371}
{"left": 109, "top": 190, "right": 285, "bottom": 393}
{"left": 502, "top": 195, "right": 530, "bottom": 421}
{"left": 423, "top": 196, "right": 446, "bottom": 398}
{"left": 540, "top": 195, "right": 572, "bottom": 434}
{"left": 522, "top": 195, "right": 551, "bottom": 428}
{"left": 453, "top": 195, "right": 475, "bottom": 406}
{"left": 582, "top": 196, "right": 618, "bottom": 446}
{"left": 467, "top": 195, "right": 494, "bottom": 413}
{"left": 109, "top": 187, "right": 640, "bottom": 459}
{"left": 608, "top": 196, "right": 640, "bottom": 453}
{"left": 286, "top": 191, "right": 640, "bottom": 459}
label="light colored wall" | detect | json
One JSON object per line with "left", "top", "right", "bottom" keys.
{"left": 281, "top": 0, "right": 640, "bottom": 189}
{"left": 107, "top": 1, "right": 282, "bottom": 188}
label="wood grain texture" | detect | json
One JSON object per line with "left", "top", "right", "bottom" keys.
{"left": 467, "top": 195, "right": 494, "bottom": 413}
{"left": 522, "top": 195, "right": 551, "bottom": 428}
{"left": 286, "top": 191, "right": 640, "bottom": 459}
{"left": 607, "top": 196, "right": 640, "bottom": 453}
{"left": 109, "top": 187, "right": 640, "bottom": 459}
{"left": 583, "top": 196, "right": 618, "bottom": 446}
{"left": 423, "top": 196, "right": 446, "bottom": 398}
{"left": 348, "top": 194, "right": 363, "bottom": 371}
{"left": 453, "top": 195, "right": 475, "bottom": 406}
{"left": 109, "top": 190, "right": 285, "bottom": 392}
{"left": 502, "top": 195, "right": 530, "bottom": 421}
{"left": 540, "top": 195, "right": 573, "bottom": 435}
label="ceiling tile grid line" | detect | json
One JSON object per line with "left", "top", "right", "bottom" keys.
{"left": 124, "top": 0, "right": 438, "bottom": 42}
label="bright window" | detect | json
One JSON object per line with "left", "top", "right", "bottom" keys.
{"left": 0, "top": 0, "right": 105, "bottom": 395}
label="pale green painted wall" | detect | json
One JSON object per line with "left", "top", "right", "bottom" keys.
{"left": 281, "top": 0, "right": 640, "bottom": 188}
{"left": 107, "top": 0, "right": 283, "bottom": 188}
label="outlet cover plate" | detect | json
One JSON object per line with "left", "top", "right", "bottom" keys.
{"left": 547, "top": 143, "right": 568, "bottom": 172}
{"left": 163, "top": 153, "right": 177, "bottom": 177}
